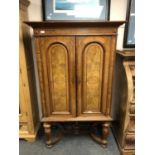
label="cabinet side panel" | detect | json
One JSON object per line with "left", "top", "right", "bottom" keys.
{"left": 106, "top": 36, "right": 117, "bottom": 115}
{"left": 34, "top": 38, "right": 47, "bottom": 117}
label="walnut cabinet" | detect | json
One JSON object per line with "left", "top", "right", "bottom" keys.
{"left": 26, "top": 21, "right": 125, "bottom": 147}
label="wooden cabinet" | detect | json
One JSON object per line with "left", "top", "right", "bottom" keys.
{"left": 26, "top": 21, "right": 125, "bottom": 147}
{"left": 19, "top": 0, "right": 40, "bottom": 142}
{"left": 112, "top": 50, "right": 135, "bottom": 155}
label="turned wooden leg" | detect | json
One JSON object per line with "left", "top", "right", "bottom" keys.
{"left": 101, "top": 122, "right": 110, "bottom": 147}
{"left": 73, "top": 122, "right": 80, "bottom": 135}
{"left": 43, "top": 122, "right": 52, "bottom": 148}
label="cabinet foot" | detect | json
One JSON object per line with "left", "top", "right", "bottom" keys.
{"left": 90, "top": 122, "right": 110, "bottom": 148}
{"left": 46, "top": 144, "right": 53, "bottom": 148}
{"left": 43, "top": 123, "right": 52, "bottom": 147}
{"left": 101, "top": 122, "right": 110, "bottom": 147}
{"left": 43, "top": 122, "right": 64, "bottom": 147}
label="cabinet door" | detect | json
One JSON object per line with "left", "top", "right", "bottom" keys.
{"left": 76, "top": 36, "right": 112, "bottom": 116}
{"left": 39, "top": 37, "right": 76, "bottom": 117}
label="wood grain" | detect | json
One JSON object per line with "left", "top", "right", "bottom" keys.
{"left": 26, "top": 21, "right": 125, "bottom": 147}
{"left": 19, "top": 0, "right": 40, "bottom": 141}
{"left": 39, "top": 37, "right": 76, "bottom": 117}
{"left": 76, "top": 36, "right": 111, "bottom": 116}
{"left": 48, "top": 43, "right": 69, "bottom": 112}
{"left": 112, "top": 50, "right": 135, "bottom": 155}
{"left": 83, "top": 43, "right": 104, "bottom": 112}
{"left": 25, "top": 21, "right": 125, "bottom": 28}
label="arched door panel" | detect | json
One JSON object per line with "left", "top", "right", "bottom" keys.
{"left": 76, "top": 36, "right": 111, "bottom": 116}
{"left": 40, "top": 37, "right": 76, "bottom": 117}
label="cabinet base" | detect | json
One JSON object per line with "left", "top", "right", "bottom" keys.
{"left": 19, "top": 133, "right": 36, "bottom": 142}
{"left": 43, "top": 121, "right": 111, "bottom": 148}
{"left": 120, "top": 149, "right": 135, "bottom": 155}
{"left": 42, "top": 116, "right": 112, "bottom": 122}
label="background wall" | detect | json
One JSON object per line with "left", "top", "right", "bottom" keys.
{"left": 27, "top": 0, "right": 129, "bottom": 119}
{"left": 28, "top": 0, "right": 128, "bottom": 49}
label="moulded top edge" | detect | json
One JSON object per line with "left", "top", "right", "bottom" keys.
{"left": 24, "top": 20, "right": 126, "bottom": 29}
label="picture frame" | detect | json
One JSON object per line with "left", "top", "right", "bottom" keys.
{"left": 42, "top": 0, "right": 110, "bottom": 21}
{"left": 123, "top": 0, "right": 135, "bottom": 48}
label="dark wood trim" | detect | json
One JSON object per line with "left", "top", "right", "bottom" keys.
{"left": 25, "top": 21, "right": 126, "bottom": 29}
{"left": 116, "top": 50, "right": 135, "bottom": 61}
{"left": 123, "top": 0, "right": 135, "bottom": 48}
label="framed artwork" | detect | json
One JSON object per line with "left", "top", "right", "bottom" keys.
{"left": 123, "top": 0, "right": 135, "bottom": 48}
{"left": 42, "top": 0, "right": 110, "bottom": 21}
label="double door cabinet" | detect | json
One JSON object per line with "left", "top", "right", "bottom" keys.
{"left": 26, "top": 21, "right": 124, "bottom": 147}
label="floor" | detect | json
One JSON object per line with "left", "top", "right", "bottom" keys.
{"left": 19, "top": 124, "right": 120, "bottom": 155}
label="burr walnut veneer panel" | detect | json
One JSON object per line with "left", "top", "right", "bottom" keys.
{"left": 39, "top": 37, "right": 76, "bottom": 117}
{"left": 76, "top": 36, "right": 112, "bottom": 116}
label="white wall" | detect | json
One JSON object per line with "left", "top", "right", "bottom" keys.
{"left": 28, "top": 0, "right": 42, "bottom": 21}
{"left": 28, "top": 0, "right": 128, "bottom": 49}
{"left": 110, "top": 0, "right": 128, "bottom": 49}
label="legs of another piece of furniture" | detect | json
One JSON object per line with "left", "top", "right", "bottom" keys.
{"left": 90, "top": 122, "right": 110, "bottom": 148}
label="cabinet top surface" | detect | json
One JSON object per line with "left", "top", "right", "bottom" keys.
{"left": 25, "top": 21, "right": 126, "bottom": 29}
{"left": 117, "top": 50, "right": 135, "bottom": 61}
